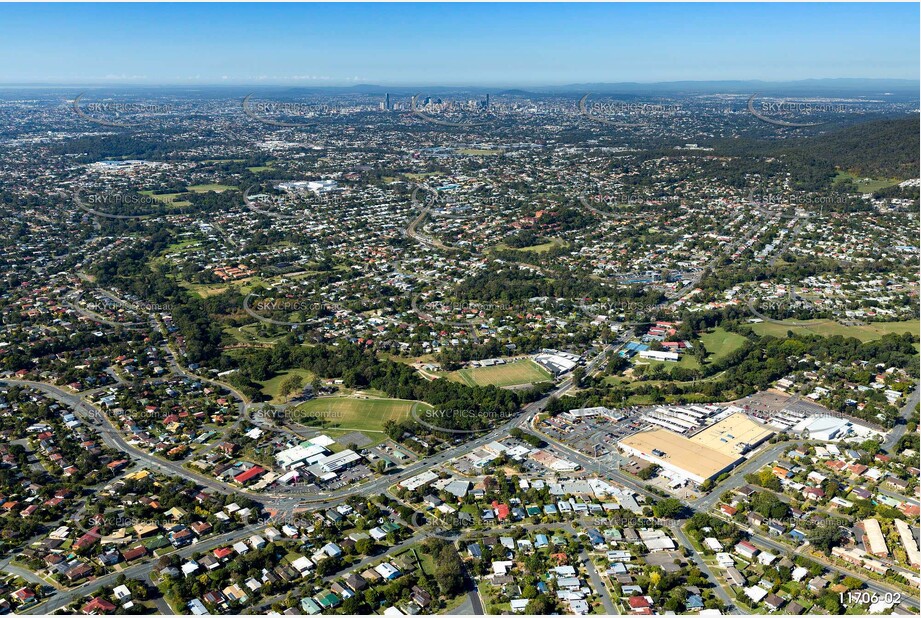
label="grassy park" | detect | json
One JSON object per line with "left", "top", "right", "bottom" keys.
{"left": 447, "top": 358, "right": 552, "bottom": 387}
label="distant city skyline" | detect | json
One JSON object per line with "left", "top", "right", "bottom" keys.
{"left": 0, "top": 3, "right": 918, "bottom": 86}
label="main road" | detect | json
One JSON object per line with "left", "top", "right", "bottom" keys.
{"left": 882, "top": 387, "right": 919, "bottom": 452}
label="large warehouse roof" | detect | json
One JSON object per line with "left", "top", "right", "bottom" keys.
{"left": 619, "top": 429, "right": 741, "bottom": 482}
{"left": 689, "top": 413, "right": 774, "bottom": 456}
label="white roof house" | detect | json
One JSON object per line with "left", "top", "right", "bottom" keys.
{"left": 182, "top": 560, "right": 200, "bottom": 577}
{"left": 291, "top": 556, "right": 314, "bottom": 574}
{"left": 113, "top": 584, "right": 132, "bottom": 601}
{"left": 744, "top": 586, "right": 768, "bottom": 603}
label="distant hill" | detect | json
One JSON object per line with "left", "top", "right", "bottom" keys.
{"left": 7, "top": 78, "right": 917, "bottom": 100}
{"left": 550, "top": 78, "right": 920, "bottom": 99}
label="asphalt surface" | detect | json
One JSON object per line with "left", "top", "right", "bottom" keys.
{"left": 882, "top": 387, "right": 919, "bottom": 452}
{"left": 580, "top": 550, "right": 617, "bottom": 614}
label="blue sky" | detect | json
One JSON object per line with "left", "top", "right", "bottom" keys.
{"left": 1, "top": 3, "right": 917, "bottom": 85}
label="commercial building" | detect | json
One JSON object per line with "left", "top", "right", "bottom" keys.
{"left": 399, "top": 470, "right": 439, "bottom": 492}
{"left": 563, "top": 406, "right": 609, "bottom": 421}
{"left": 314, "top": 450, "right": 362, "bottom": 474}
{"left": 533, "top": 352, "right": 578, "bottom": 375}
{"left": 639, "top": 350, "right": 679, "bottom": 362}
{"left": 688, "top": 413, "right": 774, "bottom": 456}
{"left": 233, "top": 466, "right": 266, "bottom": 485}
{"left": 276, "top": 443, "right": 329, "bottom": 471}
{"left": 529, "top": 449, "right": 580, "bottom": 472}
{"left": 618, "top": 429, "right": 742, "bottom": 484}
{"left": 790, "top": 416, "right": 850, "bottom": 441}
{"left": 277, "top": 179, "right": 338, "bottom": 194}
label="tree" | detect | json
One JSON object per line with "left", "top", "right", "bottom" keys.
{"left": 433, "top": 544, "right": 464, "bottom": 596}
{"left": 751, "top": 491, "right": 789, "bottom": 519}
{"left": 279, "top": 374, "right": 304, "bottom": 402}
{"left": 842, "top": 576, "right": 863, "bottom": 590}
{"left": 807, "top": 525, "right": 845, "bottom": 555}
{"left": 355, "top": 538, "right": 375, "bottom": 555}
{"left": 755, "top": 468, "right": 782, "bottom": 492}
{"left": 821, "top": 594, "right": 842, "bottom": 614}
{"left": 693, "top": 341, "right": 709, "bottom": 365}
{"left": 342, "top": 596, "right": 363, "bottom": 614}
{"left": 525, "top": 595, "right": 557, "bottom": 615}
{"left": 653, "top": 498, "right": 684, "bottom": 519}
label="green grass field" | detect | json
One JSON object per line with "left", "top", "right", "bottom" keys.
{"left": 834, "top": 171, "right": 903, "bottom": 194}
{"left": 164, "top": 238, "right": 200, "bottom": 252}
{"left": 290, "top": 396, "right": 425, "bottom": 432}
{"left": 700, "top": 327, "right": 748, "bottom": 361}
{"left": 181, "top": 276, "right": 268, "bottom": 298}
{"left": 138, "top": 190, "right": 192, "bottom": 208}
{"left": 751, "top": 319, "right": 919, "bottom": 343}
{"left": 630, "top": 327, "right": 747, "bottom": 377}
{"left": 447, "top": 358, "right": 553, "bottom": 387}
{"left": 225, "top": 324, "right": 285, "bottom": 346}
{"left": 260, "top": 369, "right": 316, "bottom": 403}
{"left": 457, "top": 148, "right": 503, "bottom": 156}
{"left": 187, "top": 183, "right": 237, "bottom": 193}
{"left": 493, "top": 238, "right": 567, "bottom": 254}
{"left": 517, "top": 238, "right": 568, "bottom": 253}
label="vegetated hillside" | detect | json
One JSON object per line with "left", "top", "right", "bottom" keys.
{"left": 794, "top": 115, "right": 919, "bottom": 179}
{"left": 708, "top": 115, "right": 918, "bottom": 191}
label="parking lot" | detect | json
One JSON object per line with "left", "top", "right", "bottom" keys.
{"left": 733, "top": 389, "right": 800, "bottom": 419}
{"left": 538, "top": 406, "right": 652, "bottom": 456}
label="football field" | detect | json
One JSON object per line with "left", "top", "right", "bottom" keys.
{"left": 448, "top": 358, "right": 553, "bottom": 387}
